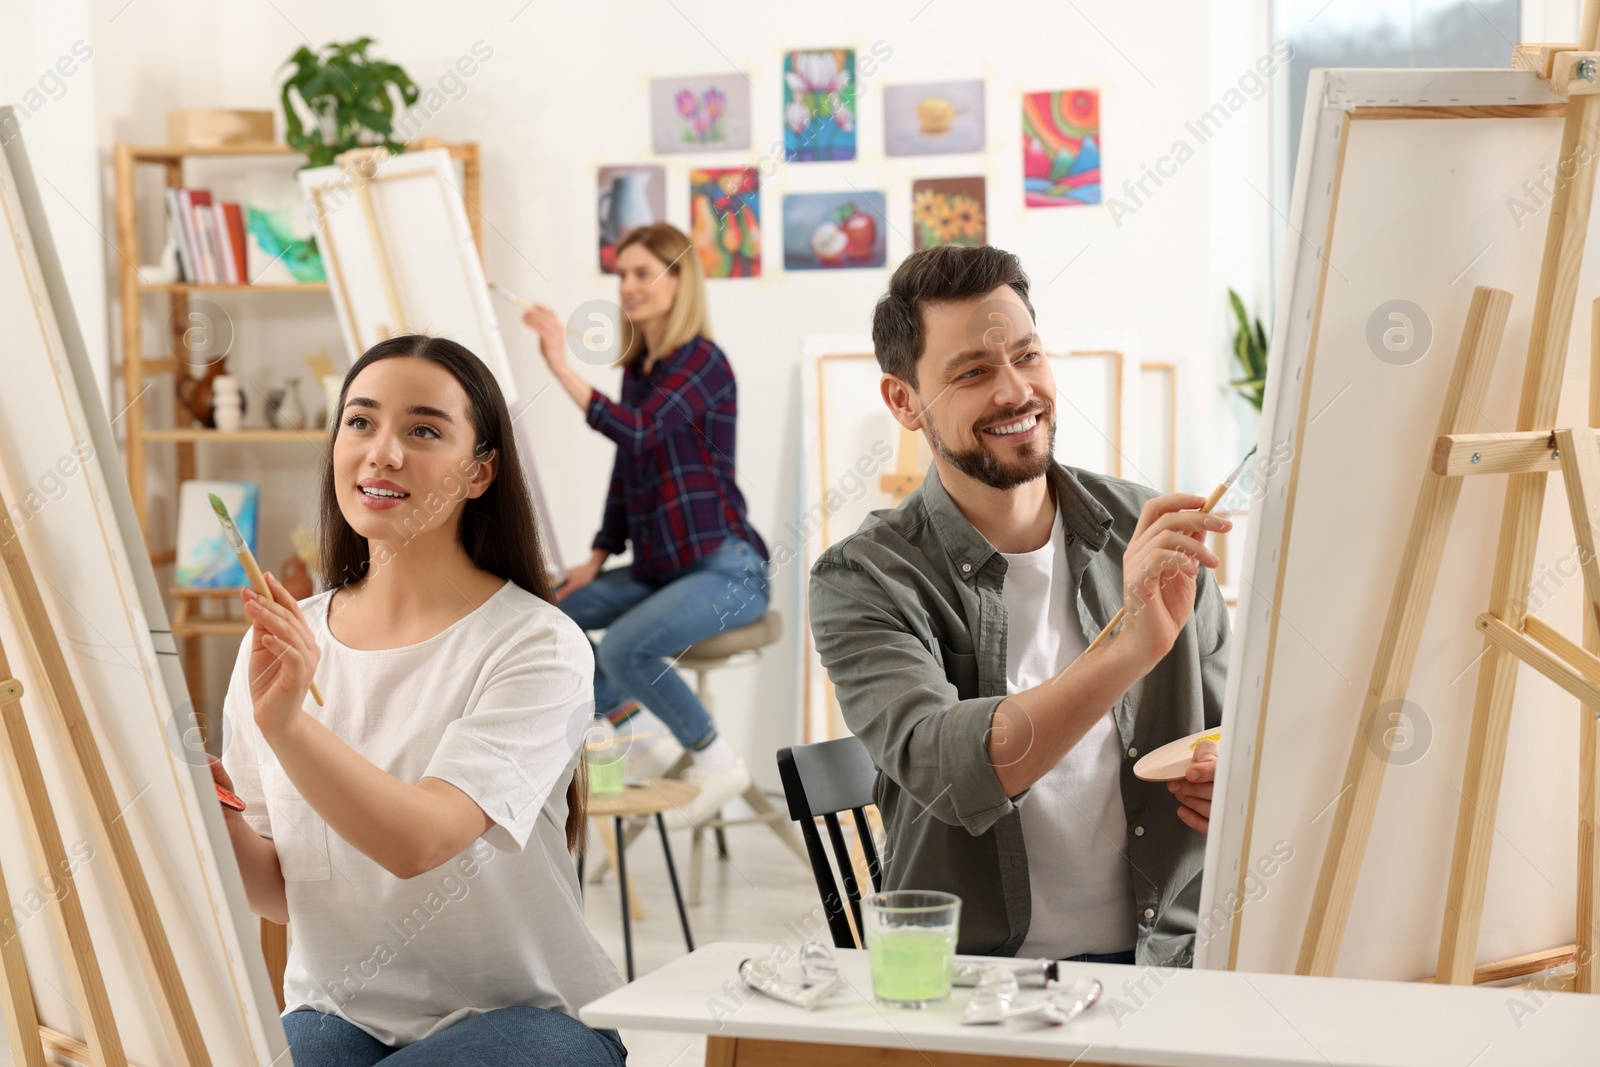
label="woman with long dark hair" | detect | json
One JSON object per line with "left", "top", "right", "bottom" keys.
{"left": 521, "top": 222, "right": 769, "bottom": 827}
{"left": 212, "top": 334, "right": 626, "bottom": 1066}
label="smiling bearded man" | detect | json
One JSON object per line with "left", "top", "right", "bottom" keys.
{"left": 807, "top": 245, "right": 1231, "bottom": 967}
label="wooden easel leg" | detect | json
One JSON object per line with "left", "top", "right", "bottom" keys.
{"left": 0, "top": 693, "right": 48, "bottom": 1067}
{"left": 0, "top": 662, "right": 125, "bottom": 1067}
{"left": 0, "top": 489, "right": 210, "bottom": 1063}
{"left": 1294, "top": 287, "right": 1512, "bottom": 976}
{"left": 260, "top": 920, "right": 288, "bottom": 1013}
{"left": 1437, "top": 23, "right": 1600, "bottom": 981}
{"left": 1576, "top": 298, "right": 1600, "bottom": 994}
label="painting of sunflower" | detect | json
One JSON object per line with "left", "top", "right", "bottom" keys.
{"left": 911, "top": 176, "right": 987, "bottom": 251}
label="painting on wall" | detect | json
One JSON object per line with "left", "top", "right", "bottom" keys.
{"left": 649, "top": 74, "right": 751, "bottom": 153}
{"left": 783, "top": 191, "right": 886, "bottom": 270}
{"left": 884, "top": 79, "right": 985, "bottom": 156}
{"left": 596, "top": 165, "right": 665, "bottom": 273}
{"left": 911, "top": 176, "right": 986, "bottom": 250}
{"left": 784, "top": 49, "right": 856, "bottom": 162}
{"left": 690, "top": 167, "right": 761, "bottom": 278}
{"left": 1022, "top": 89, "right": 1101, "bottom": 207}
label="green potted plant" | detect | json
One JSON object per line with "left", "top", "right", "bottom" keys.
{"left": 1227, "top": 288, "right": 1269, "bottom": 412}
{"left": 279, "top": 37, "right": 419, "bottom": 169}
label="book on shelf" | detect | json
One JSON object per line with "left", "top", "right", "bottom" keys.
{"left": 165, "top": 187, "right": 252, "bottom": 285}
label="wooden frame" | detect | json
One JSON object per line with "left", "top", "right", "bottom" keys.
{"left": 1138, "top": 360, "right": 1178, "bottom": 493}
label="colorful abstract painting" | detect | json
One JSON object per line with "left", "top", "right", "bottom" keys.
{"left": 885, "top": 80, "right": 986, "bottom": 156}
{"left": 691, "top": 167, "right": 761, "bottom": 278}
{"left": 912, "top": 177, "right": 986, "bottom": 250}
{"left": 783, "top": 191, "right": 886, "bottom": 270}
{"left": 650, "top": 74, "right": 751, "bottom": 154}
{"left": 596, "top": 165, "right": 665, "bottom": 273}
{"left": 1022, "top": 89, "right": 1101, "bottom": 207}
{"left": 784, "top": 49, "right": 856, "bottom": 162}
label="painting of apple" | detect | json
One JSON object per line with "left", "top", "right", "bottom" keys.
{"left": 783, "top": 191, "right": 887, "bottom": 270}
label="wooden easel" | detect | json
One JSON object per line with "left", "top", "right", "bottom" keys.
{"left": 0, "top": 479, "right": 213, "bottom": 1063}
{"left": 880, "top": 426, "right": 925, "bottom": 504}
{"left": 1298, "top": 14, "right": 1600, "bottom": 990}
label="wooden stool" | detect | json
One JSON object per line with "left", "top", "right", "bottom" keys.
{"left": 670, "top": 612, "right": 808, "bottom": 904}
{"left": 580, "top": 779, "right": 697, "bottom": 982}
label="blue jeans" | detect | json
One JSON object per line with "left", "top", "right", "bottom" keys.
{"left": 282, "top": 1006, "right": 627, "bottom": 1066}
{"left": 560, "top": 538, "right": 770, "bottom": 750}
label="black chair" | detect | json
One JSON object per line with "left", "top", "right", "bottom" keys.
{"left": 776, "top": 737, "right": 884, "bottom": 949}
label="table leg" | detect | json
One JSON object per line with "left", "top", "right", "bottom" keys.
{"left": 615, "top": 816, "right": 634, "bottom": 982}
{"left": 656, "top": 812, "right": 694, "bottom": 952}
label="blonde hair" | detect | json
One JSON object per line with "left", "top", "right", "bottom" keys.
{"left": 615, "top": 222, "right": 712, "bottom": 369}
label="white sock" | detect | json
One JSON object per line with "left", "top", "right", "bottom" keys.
{"left": 691, "top": 737, "right": 736, "bottom": 775}
{"left": 617, "top": 707, "right": 668, "bottom": 752}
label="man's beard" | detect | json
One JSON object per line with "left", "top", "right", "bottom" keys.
{"left": 925, "top": 403, "right": 1056, "bottom": 491}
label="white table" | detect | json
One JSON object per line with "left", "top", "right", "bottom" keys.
{"left": 581, "top": 942, "right": 1600, "bottom": 1066}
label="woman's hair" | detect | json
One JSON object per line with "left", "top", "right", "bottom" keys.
{"left": 615, "top": 222, "right": 711, "bottom": 368}
{"left": 317, "top": 333, "right": 588, "bottom": 853}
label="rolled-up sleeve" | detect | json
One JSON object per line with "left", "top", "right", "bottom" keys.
{"left": 809, "top": 559, "right": 1015, "bottom": 836}
{"left": 422, "top": 619, "right": 594, "bottom": 853}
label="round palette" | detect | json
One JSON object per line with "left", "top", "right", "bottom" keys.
{"left": 1132, "top": 728, "right": 1222, "bottom": 782}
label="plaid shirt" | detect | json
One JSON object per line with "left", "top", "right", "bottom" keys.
{"left": 586, "top": 337, "right": 767, "bottom": 582}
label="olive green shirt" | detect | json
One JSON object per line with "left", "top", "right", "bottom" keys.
{"left": 808, "top": 462, "right": 1229, "bottom": 966}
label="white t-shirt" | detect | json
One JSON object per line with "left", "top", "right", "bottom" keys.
{"left": 222, "top": 581, "right": 623, "bottom": 1047}
{"left": 1000, "top": 511, "right": 1136, "bottom": 959}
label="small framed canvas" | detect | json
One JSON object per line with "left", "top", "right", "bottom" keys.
{"left": 175, "top": 480, "right": 258, "bottom": 588}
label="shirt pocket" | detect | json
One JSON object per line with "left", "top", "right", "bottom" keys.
{"left": 260, "top": 764, "right": 331, "bottom": 882}
{"left": 925, "top": 637, "right": 980, "bottom": 693}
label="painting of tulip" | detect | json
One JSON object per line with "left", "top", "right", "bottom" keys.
{"left": 784, "top": 49, "right": 856, "bottom": 162}
{"left": 911, "top": 177, "right": 986, "bottom": 251}
{"left": 1022, "top": 89, "right": 1101, "bottom": 207}
{"left": 650, "top": 74, "right": 751, "bottom": 154}
{"left": 782, "top": 191, "right": 886, "bottom": 270}
{"left": 690, "top": 167, "right": 761, "bottom": 278}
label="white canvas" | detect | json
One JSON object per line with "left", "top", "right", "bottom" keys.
{"left": 0, "top": 111, "right": 285, "bottom": 1064}
{"left": 1200, "top": 69, "right": 1590, "bottom": 981}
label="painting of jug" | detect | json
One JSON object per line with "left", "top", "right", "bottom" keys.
{"left": 596, "top": 165, "right": 665, "bottom": 273}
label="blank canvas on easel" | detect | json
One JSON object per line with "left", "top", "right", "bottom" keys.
{"left": 299, "top": 148, "right": 565, "bottom": 578}
{"left": 1201, "top": 69, "right": 1592, "bottom": 981}
{"left": 0, "top": 111, "right": 285, "bottom": 1064}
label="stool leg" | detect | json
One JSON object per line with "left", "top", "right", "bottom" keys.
{"left": 615, "top": 816, "right": 634, "bottom": 982}
{"left": 689, "top": 827, "right": 704, "bottom": 906}
{"left": 714, "top": 825, "right": 730, "bottom": 859}
{"left": 656, "top": 812, "right": 694, "bottom": 953}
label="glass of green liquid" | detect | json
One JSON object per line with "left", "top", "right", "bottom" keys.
{"left": 585, "top": 722, "right": 626, "bottom": 796}
{"left": 861, "top": 890, "right": 961, "bottom": 1009}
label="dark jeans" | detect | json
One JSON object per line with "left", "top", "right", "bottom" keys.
{"left": 282, "top": 1006, "right": 627, "bottom": 1066}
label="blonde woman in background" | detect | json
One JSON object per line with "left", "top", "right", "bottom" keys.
{"left": 521, "top": 222, "right": 769, "bottom": 826}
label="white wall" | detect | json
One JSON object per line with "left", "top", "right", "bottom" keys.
{"left": 79, "top": 0, "right": 1271, "bottom": 787}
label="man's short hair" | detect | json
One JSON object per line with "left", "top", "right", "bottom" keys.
{"left": 871, "top": 245, "right": 1037, "bottom": 387}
